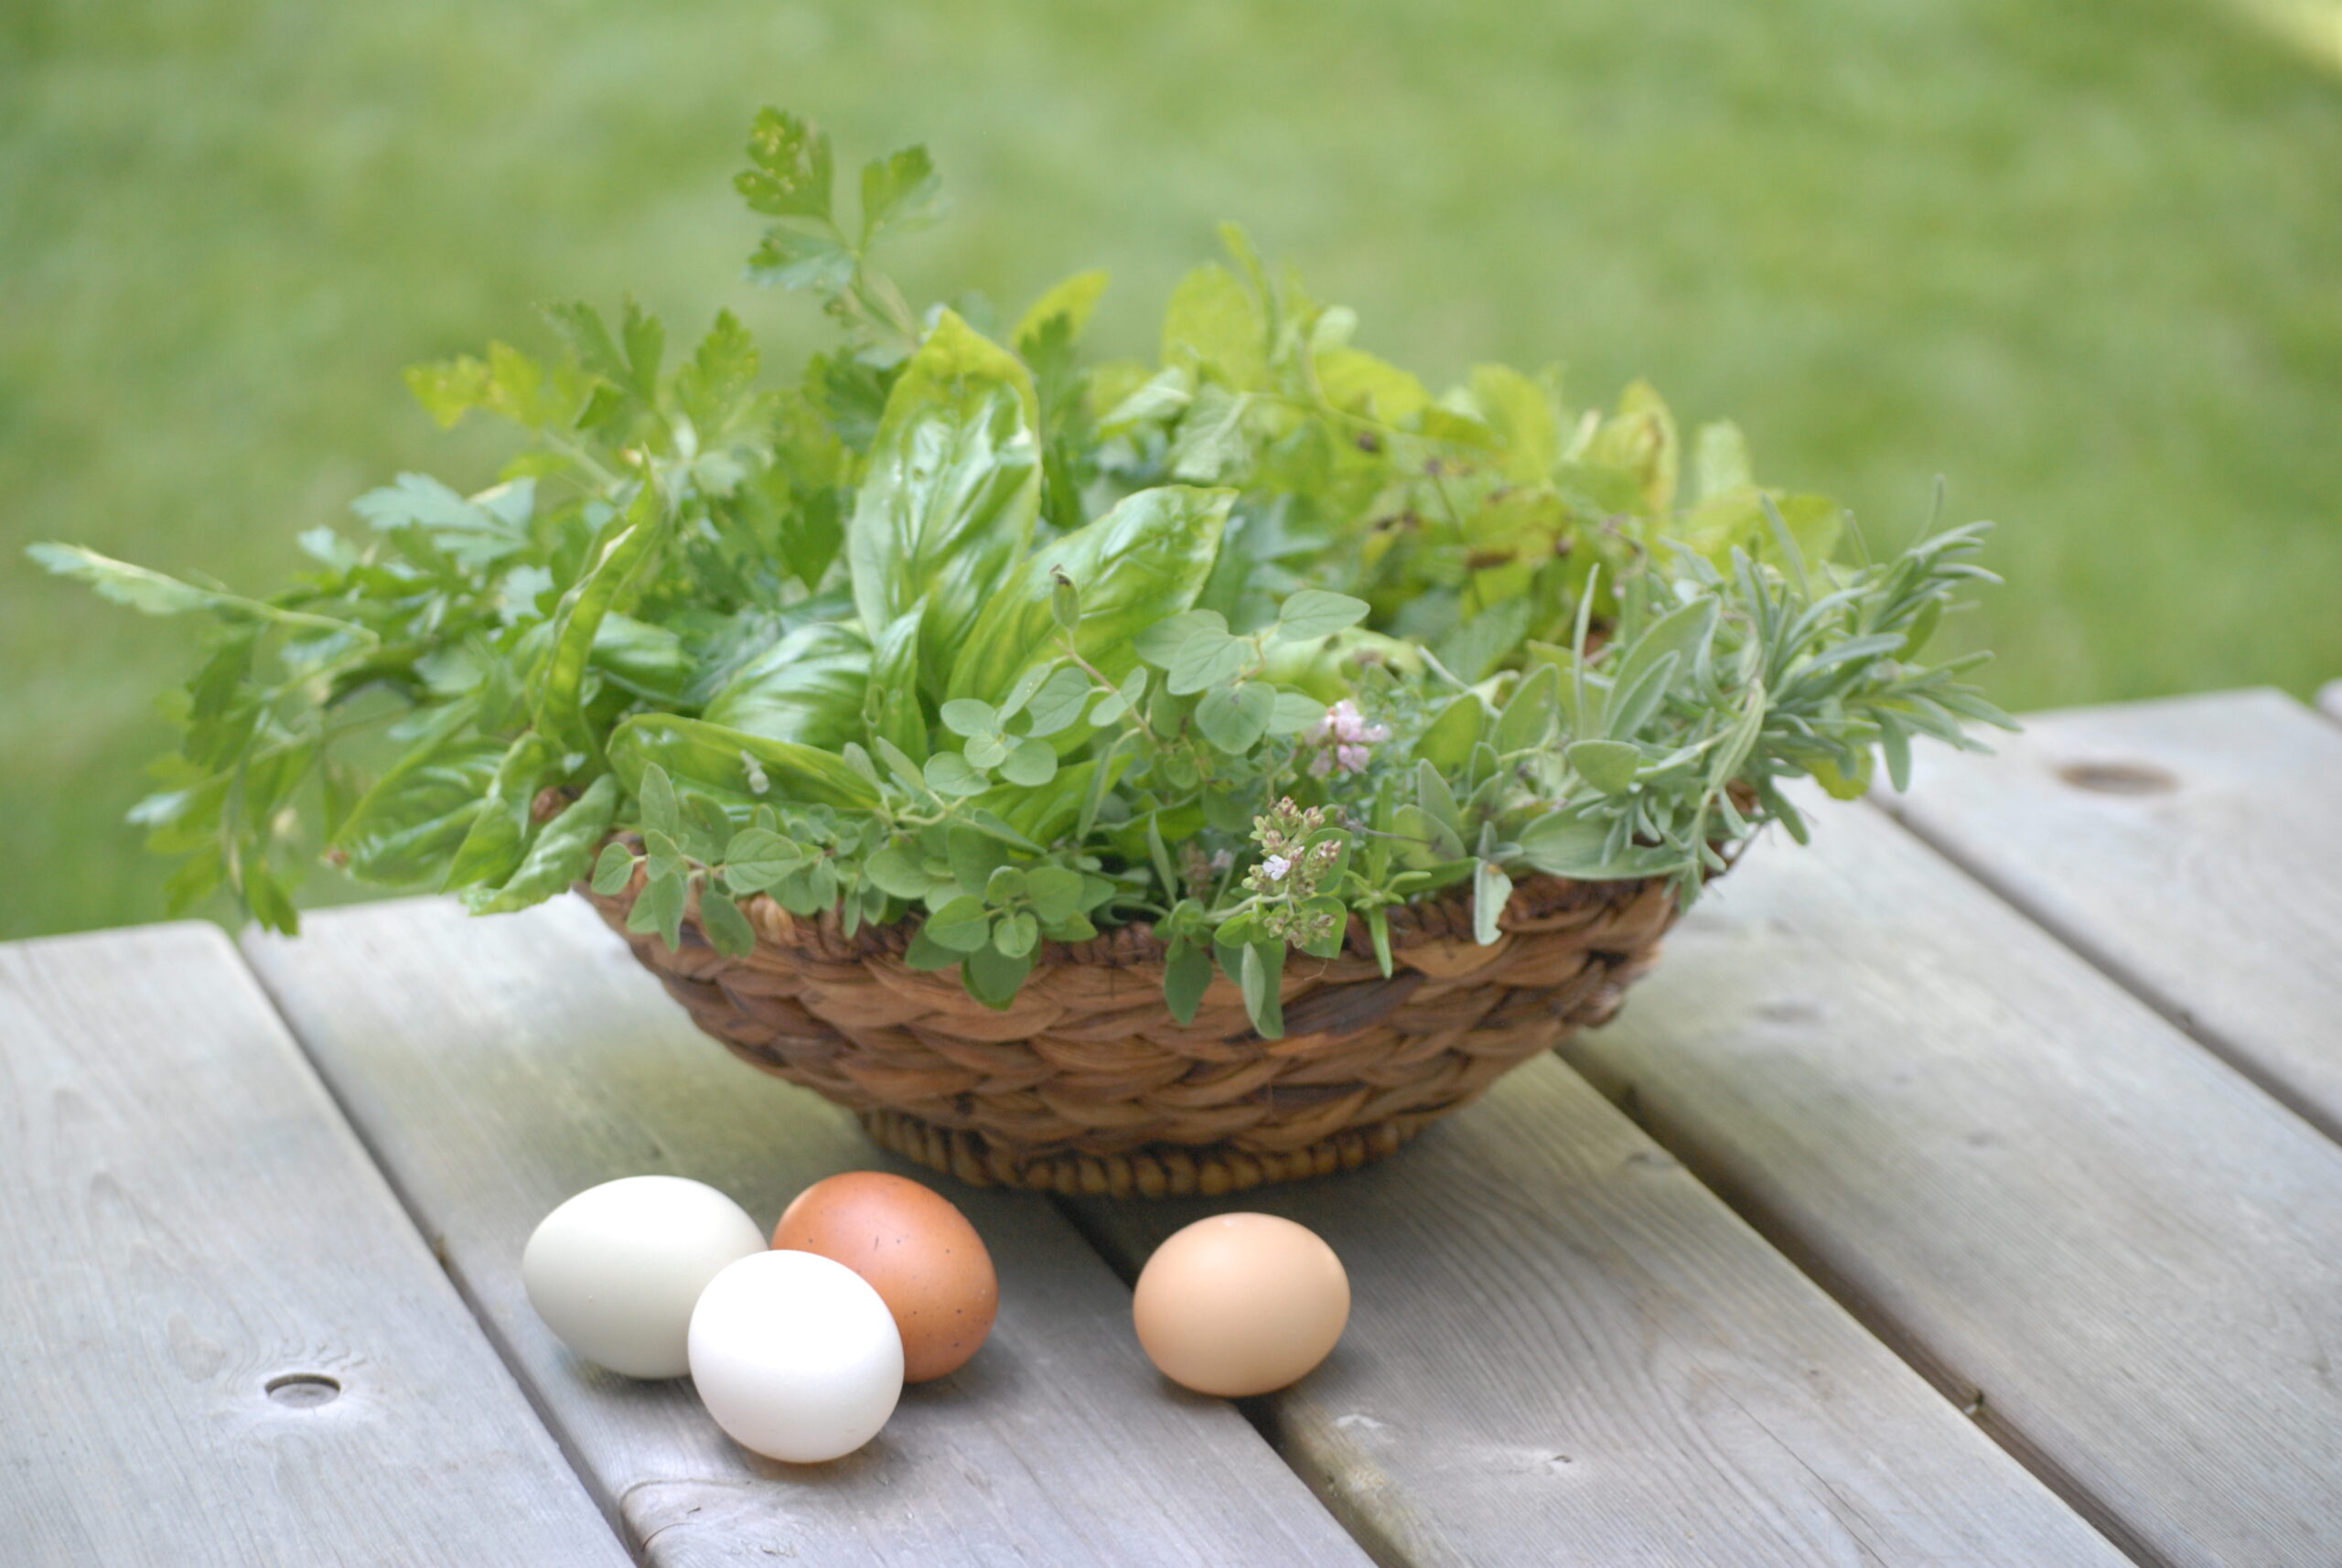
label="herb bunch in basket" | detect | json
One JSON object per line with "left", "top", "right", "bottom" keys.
{"left": 33, "top": 108, "right": 2012, "bottom": 1044}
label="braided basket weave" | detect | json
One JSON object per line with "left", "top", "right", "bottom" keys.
{"left": 583, "top": 859, "right": 1683, "bottom": 1196}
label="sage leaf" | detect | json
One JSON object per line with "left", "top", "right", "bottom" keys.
{"left": 1567, "top": 738, "right": 1643, "bottom": 795}
{"left": 1472, "top": 860, "right": 1512, "bottom": 945}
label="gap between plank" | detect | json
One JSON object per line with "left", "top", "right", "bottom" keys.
{"left": 229, "top": 929, "right": 647, "bottom": 1563}
{"left": 1556, "top": 1053, "right": 2165, "bottom": 1568}
{"left": 1866, "top": 791, "right": 2342, "bottom": 1153}
{"left": 1537, "top": 798, "right": 2260, "bottom": 1566}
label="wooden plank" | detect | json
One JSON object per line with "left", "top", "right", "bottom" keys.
{"left": 1561, "top": 792, "right": 2342, "bottom": 1567}
{"left": 1071, "top": 1054, "right": 2126, "bottom": 1560}
{"left": 0, "top": 923, "right": 630, "bottom": 1568}
{"left": 1884, "top": 688, "right": 2342, "bottom": 1141}
{"left": 242, "top": 897, "right": 1375, "bottom": 1568}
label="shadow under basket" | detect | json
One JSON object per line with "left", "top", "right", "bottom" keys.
{"left": 582, "top": 867, "right": 1682, "bottom": 1197}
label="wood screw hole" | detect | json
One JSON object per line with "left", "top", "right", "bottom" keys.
{"left": 2056, "top": 760, "right": 2176, "bottom": 796}
{"left": 264, "top": 1373, "right": 341, "bottom": 1408}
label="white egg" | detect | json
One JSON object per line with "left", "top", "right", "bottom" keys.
{"left": 521, "top": 1176, "right": 767, "bottom": 1379}
{"left": 688, "top": 1250, "right": 905, "bottom": 1464}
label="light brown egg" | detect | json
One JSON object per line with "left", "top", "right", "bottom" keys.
{"left": 1132, "top": 1212, "right": 1349, "bottom": 1397}
{"left": 772, "top": 1172, "right": 998, "bottom": 1382}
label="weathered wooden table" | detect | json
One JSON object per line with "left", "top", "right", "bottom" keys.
{"left": 9, "top": 686, "right": 2342, "bottom": 1567}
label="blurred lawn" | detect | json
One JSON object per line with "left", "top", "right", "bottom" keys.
{"left": 4, "top": 0, "right": 2338, "bottom": 940}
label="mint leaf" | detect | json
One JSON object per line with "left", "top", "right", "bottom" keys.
{"left": 924, "top": 895, "right": 994, "bottom": 953}
{"left": 1195, "top": 681, "right": 1275, "bottom": 752}
{"left": 1272, "top": 589, "right": 1370, "bottom": 642}
{"left": 924, "top": 751, "right": 989, "bottom": 799}
{"left": 1166, "top": 628, "right": 1252, "bottom": 695}
{"left": 940, "top": 699, "right": 997, "bottom": 738}
{"left": 700, "top": 889, "right": 758, "bottom": 958}
{"left": 722, "top": 827, "right": 799, "bottom": 891}
{"left": 638, "top": 763, "right": 680, "bottom": 838}
{"left": 1000, "top": 737, "right": 1058, "bottom": 787}
{"left": 1164, "top": 941, "right": 1214, "bottom": 1025}
{"left": 590, "top": 842, "right": 638, "bottom": 897}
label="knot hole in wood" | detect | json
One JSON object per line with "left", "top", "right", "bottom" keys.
{"left": 2056, "top": 759, "right": 2178, "bottom": 796}
{"left": 264, "top": 1373, "right": 341, "bottom": 1409}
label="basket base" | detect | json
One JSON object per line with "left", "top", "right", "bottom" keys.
{"left": 859, "top": 1108, "right": 1419, "bottom": 1197}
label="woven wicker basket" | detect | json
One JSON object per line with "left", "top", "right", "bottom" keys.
{"left": 583, "top": 857, "right": 1683, "bottom": 1197}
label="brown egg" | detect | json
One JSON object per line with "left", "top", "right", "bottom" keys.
{"left": 772, "top": 1172, "right": 998, "bottom": 1382}
{"left": 1133, "top": 1212, "right": 1349, "bottom": 1397}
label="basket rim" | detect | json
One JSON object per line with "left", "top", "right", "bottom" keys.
{"left": 591, "top": 832, "right": 1673, "bottom": 974}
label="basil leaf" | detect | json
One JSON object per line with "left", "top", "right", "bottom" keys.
{"left": 538, "top": 483, "right": 668, "bottom": 752}
{"left": 607, "top": 714, "right": 879, "bottom": 811}
{"left": 946, "top": 486, "right": 1233, "bottom": 721}
{"left": 1134, "top": 608, "right": 1228, "bottom": 670}
{"left": 701, "top": 618, "right": 871, "bottom": 751}
{"left": 847, "top": 310, "right": 1039, "bottom": 693}
{"left": 865, "top": 604, "right": 929, "bottom": 765}
{"left": 589, "top": 613, "right": 693, "bottom": 703}
{"left": 331, "top": 706, "right": 501, "bottom": 889}
{"left": 467, "top": 774, "right": 619, "bottom": 915}
{"left": 443, "top": 731, "right": 559, "bottom": 892}
{"left": 967, "top": 751, "right": 1130, "bottom": 845}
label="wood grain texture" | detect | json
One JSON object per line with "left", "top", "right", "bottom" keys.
{"left": 1070, "top": 1055, "right": 2125, "bottom": 1563}
{"left": 1884, "top": 688, "right": 2342, "bottom": 1141}
{"left": 242, "top": 897, "right": 1374, "bottom": 1568}
{"left": 0, "top": 923, "right": 629, "bottom": 1568}
{"left": 1563, "top": 791, "right": 2342, "bottom": 1567}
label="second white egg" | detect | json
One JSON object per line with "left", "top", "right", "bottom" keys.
{"left": 689, "top": 1250, "right": 904, "bottom": 1464}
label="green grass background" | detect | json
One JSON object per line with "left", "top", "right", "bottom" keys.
{"left": 4, "top": 0, "right": 2337, "bottom": 940}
